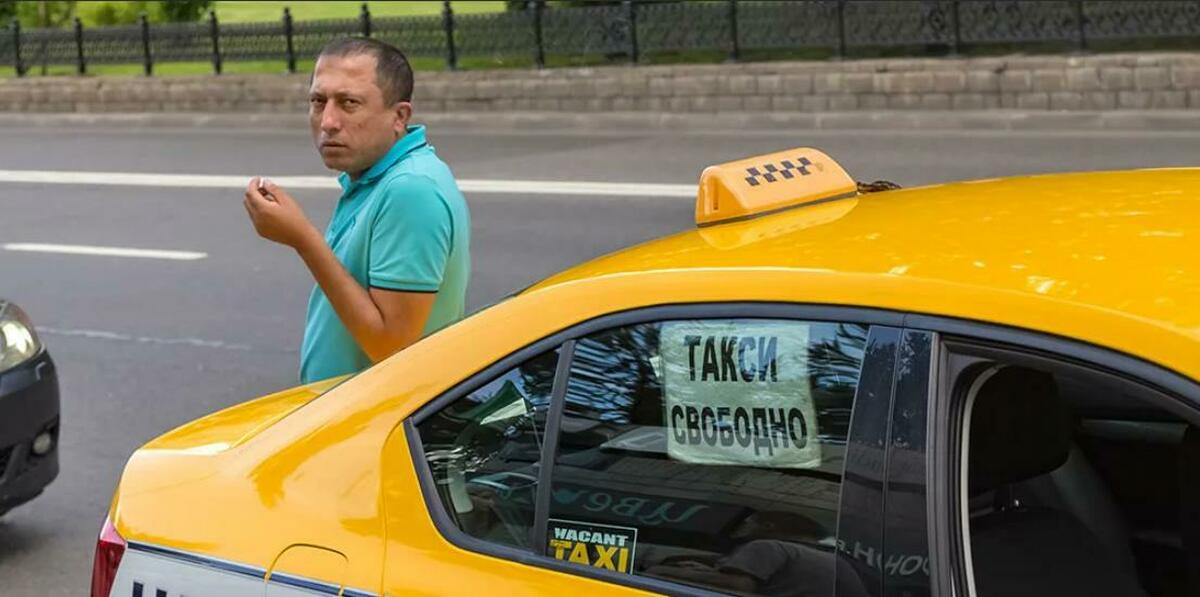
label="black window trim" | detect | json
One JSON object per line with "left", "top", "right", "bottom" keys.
{"left": 531, "top": 338, "right": 575, "bottom": 552}
{"left": 405, "top": 302, "right": 901, "bottom": 596}
{"left": 919, "top": 321, "right": 1200, "bottom": 597}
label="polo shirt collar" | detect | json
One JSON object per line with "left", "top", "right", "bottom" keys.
{"left": 337, "top": 125, "right": 428, "bottom": 191}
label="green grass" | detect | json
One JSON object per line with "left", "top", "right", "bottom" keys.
{"left": 0, "top": 59, "right": 309, "bottom": 77}
{"left": 212, "top": 1, "right": 505, "bottom": 23}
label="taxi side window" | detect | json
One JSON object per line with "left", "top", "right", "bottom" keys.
{"left": 546, "top": 319, "right": 868, "bottom": 596}
{"left": 955, "top": 358, "right": 1193, "bottom": 597}
{"left": 416, "top": 349, "right": 559, "bottom": 549}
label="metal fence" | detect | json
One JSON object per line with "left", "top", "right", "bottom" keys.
{"left": 3, "top": 0, "right": 1200, "bottom": 76}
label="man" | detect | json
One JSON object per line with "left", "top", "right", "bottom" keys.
{"left": 243, "top": 37, "right": 470, "bottom": 384}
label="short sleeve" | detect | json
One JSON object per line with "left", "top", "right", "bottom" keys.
{"left": 368, "top": 175, "right": 454, "bottom": 293}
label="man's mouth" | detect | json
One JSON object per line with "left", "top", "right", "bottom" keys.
{"left": 320, "top": 141, "right": 347, "bottom": 150}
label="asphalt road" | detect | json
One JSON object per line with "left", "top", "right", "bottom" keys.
{"left": 1, "top": 122, "right": 1198, "bottom": 595}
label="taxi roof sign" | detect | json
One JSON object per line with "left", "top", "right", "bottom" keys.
{"left": 695, "top": 147, "right": 857, "bottom": 227}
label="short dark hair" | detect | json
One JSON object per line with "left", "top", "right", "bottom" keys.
{"left": 317, "top": 37, "right": 414, "bottom": 104}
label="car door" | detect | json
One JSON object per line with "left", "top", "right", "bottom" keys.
{"left": 907, "top": 318, "right": 1200, "bottom": 597}
{"left": 387, "top": 304, "right": 910, "bottom": 596}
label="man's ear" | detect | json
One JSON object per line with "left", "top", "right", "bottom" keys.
{"left": 394, "top": 101, "right": 413, "bottom": 133}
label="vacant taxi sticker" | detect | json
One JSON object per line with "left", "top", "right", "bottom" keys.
{"left": 547, "top": 519, "right": 638, "bottom": 574}
{"left": 661, "top": 321, "right": 822, "bottom": 469}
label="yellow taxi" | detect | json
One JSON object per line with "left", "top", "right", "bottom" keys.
{"left": 93, "top": 148, "right": 1200, "bottom": 597}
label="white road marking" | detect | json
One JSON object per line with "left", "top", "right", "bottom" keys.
{"left": 3, "top": 243, "right": 207, "bottom": 260}
{"left": 37, "top": 326, "right": 254, "bottom": 351}
{"left": 0, "top": 169, "right": 695, "bottom": 197}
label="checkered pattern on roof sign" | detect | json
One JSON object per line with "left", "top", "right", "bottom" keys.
{"left": 743, "top": 157, "right": 814, "bottom": 187}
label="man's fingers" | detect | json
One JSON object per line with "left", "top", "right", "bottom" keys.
{"left": 245, "top": 185, "right": 271, "bottom": 208}
{"left": 263, "top": 181, "right": 292, "bottom": 205}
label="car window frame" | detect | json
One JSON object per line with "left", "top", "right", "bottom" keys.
{"left": 405, "top": 302, "right": 906, "bottom": 596}
{"left": 917, "top": 317, "right": 1200, "bottom": 597}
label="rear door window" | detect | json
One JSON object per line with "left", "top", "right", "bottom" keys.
{"left": 545, "top": 319, "right": 871, "bottom": 596}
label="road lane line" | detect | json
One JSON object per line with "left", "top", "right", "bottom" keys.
{"left": 0, "top": 169, "right": 695, "bottom": 197}
{"left": 3, "top": 243, "right": 207, "bottom": 260}
{"left": 37, "top": 326, "right": 257, "bottom": 351}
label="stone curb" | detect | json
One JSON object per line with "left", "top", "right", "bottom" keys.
{"left": 0, "top": 110, "right": 1198, "bottom": 131}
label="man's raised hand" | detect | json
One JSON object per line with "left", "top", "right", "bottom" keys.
{"left": 244, "top": 177, "right": 320, "bottom": 250}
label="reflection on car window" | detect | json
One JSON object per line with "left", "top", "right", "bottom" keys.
{"left": 417, "top": 350, "right": 559, "bottom": 549}
{"left": 547, "top": 319, "right": 869, "bottom": 596}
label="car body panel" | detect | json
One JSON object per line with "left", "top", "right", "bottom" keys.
{"left": 0, "top": 348, "right": 59, "bottom": 513}
{"left": 107, "top": 168, "right": 1200, "bottom": 595}
{"left": 531, "top": 169, "right": 1200, "bottom": 381}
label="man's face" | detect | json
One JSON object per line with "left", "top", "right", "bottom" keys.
{"left": 309, "top": 53, "right": 407, "bottom": 177}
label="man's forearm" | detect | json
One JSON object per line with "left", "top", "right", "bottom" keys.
{"left": 293, "top": 229, "right": 392, "bottom": 360}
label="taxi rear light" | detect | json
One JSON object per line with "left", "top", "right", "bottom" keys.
{"left": 90, "top": 515, "right": 125, "bottom": 597}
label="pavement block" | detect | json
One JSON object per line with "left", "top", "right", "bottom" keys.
{"left": 999, "top": 71, "right": 1032, "bottom": 92}
{"left": 1118, "top": 90, "right": 1152, "bottom": 109}
{"left": 723, "top": 74, "right": 756, "bottom": 95}
{"left": 1151, "top": 90, "right": 1186, "bottom": 109}
{"left": 966, "top": 70, "right": 1000, "bottom": 92}
{"left": 951, "top": 93, "right": 985, "bottom": 110}
{"left": 1171, "top": 66, "right": 1200, "bottom": 88}
{"left": 844, "top": 72, "right": 874, "bottom": 93}
{"left": 1065, "top": 67, "right": 1101, "bottom": 92}
{"left": 1033, "top": 69, "right": 1066, "bottom": 92}
{"left": 745, "top": 96, "right": 771, "bottom": 111}
{"left": 801, "top": 95, "right": 828, "bottom": 111}
{"left": 860, "top": 93, "right": 889, "bottom": 109}
{"left": 888, "top": 93, "right": 921, "bottom": 109}
{"left": 1100, "top": 67, "right": 1134, "bottom": 91}
{"left": 1049, "top": 92, "right": 1083, "bottom": 110}
{"left": 814, "top": 73, "right": 843, "bottom": 94}
{"left": 1016, "top": 92, "right": 1050, "bottom": 110}
{"left": 1135, "top": 66, "right": 1170, "bottom": 90}
{"left": 782, "top": 74, "right": 813, "bottom": 95}
{"left": 691, "top": 96, "right": 718, "bottom": 112}
{"left": 770, "top": 96, "right": 801, "bottom": 111}
{"left": 920, "top": 93, "right": 951, "bottom": 110}
{"left": 757, "top": 75, "right": 782, "bottom": 95}
{"left": 674, "top": 75, "right": 718, "bottom": 97}
{"left": 1084, "top": 91, "right": 1117, "bottom": 110}
{"left": 649, "top": 76, "right": 673, "bottom": 97}
{"left": 933, "top": 71, "right": 966, "bottom": 93}
{"left": 901, "top": 71, "right": 935, "bottom": 93}
{"left": 717, "top": 96, "right": 743, "bottom": 111}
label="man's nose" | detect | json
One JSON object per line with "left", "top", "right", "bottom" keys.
{"left": 319, "top": 103, "right": 341, "bottom": 134}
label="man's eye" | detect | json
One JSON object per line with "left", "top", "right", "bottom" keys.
{"left": 310, "top": 98, "right": 326, "bottom": 106}
{"left": 341, "top": 99, "right": 359, "bottom": 108}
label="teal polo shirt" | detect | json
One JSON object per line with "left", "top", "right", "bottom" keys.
{"left": 300, "top": 125, "right": 470, "bottom": 383}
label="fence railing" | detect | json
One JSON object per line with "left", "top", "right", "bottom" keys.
{"left": 3, "top": 0, "right": 1200, "bottom": 76}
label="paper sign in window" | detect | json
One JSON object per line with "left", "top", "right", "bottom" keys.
{"left": 661, "top": 321, "right": 821, "bottom": 469}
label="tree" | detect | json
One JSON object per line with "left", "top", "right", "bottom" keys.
{"left": 16, "top": 1, "right": 76, "bottom": 28}
{"left": 0, "top": 0, "right": 16, "bottom": 24}
{"left": 80, "top": 1, "right": 209, "bottom": 26}
{"left": 155, "top": 0, "right": 209, "bottom": 23}
{"left": 84, "top": 1, "right": 149, "bottom": 26}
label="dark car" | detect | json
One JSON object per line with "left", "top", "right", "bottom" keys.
{"left": 0, "top": 299, "right": 59, "bottom": 517}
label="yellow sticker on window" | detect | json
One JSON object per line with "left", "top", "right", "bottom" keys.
{"left": 547, "top": 519, "right": 638, "bottom": 574}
